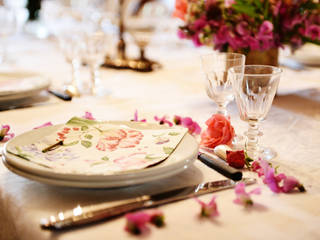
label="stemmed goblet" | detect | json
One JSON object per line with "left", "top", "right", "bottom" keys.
{"left": 229, "top": 65, "right": 282, "bottom": 160}
{"left": 82, "top": 31, "right": 110, "bottom": 96}
{"left": 200, "top": 53, "right": 245, "bottom": 116}
{"left": 0, "top": 7, "right": 16, "bottom": 64}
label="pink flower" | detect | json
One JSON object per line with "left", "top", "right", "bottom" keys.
{"left": 305, "top": 24, "right": 320, "bottom": 40}
{"left": 173, "top": 115, "right": 201, "bottom": 135}
{"left": 133, "top": 110, "right": 146, "bottom": 122}
{"left": 195, "top": 195, "right": 219, "bottom": 218}
{"left": 154, "top": 115, "right": 173, "bottom": 127}
{"left": 82, "top": 111, "right": 95, "bottom": 120}
{"left": 33, "top": 122, "right": 53, "bottom": 130}
{"left": 233, "top": 182, "right": 261, "bottom": 207}
{"left": 0, "top": 125, "right": 14, "bottom": 142}
{"left": 125, "top": 212, "right": 151, "bottom": 235}
{"left": 236, "top": 21, "right": 250, "bottom": 36}
{"left": 224, "top": 0, "right": 235, "bottom": 8}
{"left": 148, "top": 209, "right": 165, "bottom": 227}
{"left": 200, "top": 114, "right": 235, "bottom": 149}
{"left": 254, "top": 159, "right": 306, "bottom": 193}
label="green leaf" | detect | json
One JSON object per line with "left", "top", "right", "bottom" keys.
{"left": 81, "top": 126, "right": 89, "bottom": 131}
{"left": 84, "top": 134, "right": 93, "bottom": 140}
{"left": 145, "top": 154, "right": 162, "bottom": 160}
{"left": 81, "top": 140, "right": 92, "bottom": 148}
{"left": 90, "top": 161, "right": 106, "bottom": 166}
{"left": 101, "top": 156, "right": 109, "bottom": 161}
{"left": 66, "top": 117, "right": 99, "bottom": 126}
{"left": 232, "top": 4, "right": 256, "bottom": 18}
{"left": 168, "top": 132, "right": 180, "bottom": 136}
{"left": 163, "top": 147, "right": 174, "bottom": 155}
{"left": 63, "top": 140, "right": 79, "bottom": 146}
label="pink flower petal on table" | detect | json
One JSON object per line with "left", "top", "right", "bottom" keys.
{"left": 125, "top": 211, "right": 151, "bottom": 235}
{"left": 195, "top": 195, "right": 219, "bottom": 218}
{"left": 82, "top": 111, "right": 95, "bottom": 120}
{"left": 133, "top": 110, "right": 146, "bottom": 122}
{"left": 154, "top": 115, "right": 173, "bottom": 127}
{"left": 148, "top": 209, "right": 165, "bottom": 227}
{"left": 0, "top": 125, "right": 14, "bottom": 142}
{"left": 33, "top": 122, "right": 53, "bottom": 130}
{"left": 233, "top": 182, "right": 261, "bottom": 207}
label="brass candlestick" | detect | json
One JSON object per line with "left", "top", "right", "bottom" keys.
{"left": 102, "top": 0, "right": 160, "bottom": 72}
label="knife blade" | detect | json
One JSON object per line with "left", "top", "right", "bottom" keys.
{"left": 40, "top": 178, "right": 256, "bottom": 230}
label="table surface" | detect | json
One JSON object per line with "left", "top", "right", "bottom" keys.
{"left": 0, "top": 33, "right": 320, "bottom": 240}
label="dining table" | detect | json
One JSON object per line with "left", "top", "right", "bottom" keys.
{"left": 0, "top": 29, "right": 320, "bottom": 240}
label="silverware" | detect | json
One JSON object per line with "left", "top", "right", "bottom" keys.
{"left": 48, "top": 90, "right": 72, "bottom": 101}
{"left": 198, "top": 151, "right": 242, "bottom": 181}
{"left": 40, "top": 178, "right": 256, "bottom": 230}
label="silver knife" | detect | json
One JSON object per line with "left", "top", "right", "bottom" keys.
{"left": 40, "top": 178, "right": 256, "bottom": 230}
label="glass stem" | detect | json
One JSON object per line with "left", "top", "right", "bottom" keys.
{"left": 0, "top": 37, "right": 7, "bottom": 64}
{"left": 217, "top": 103, "right": 228, "bottom": 116}
{"left": 90, "top": 63, "right": 100, "bottom": 95}
{"left": 140, "top": 47, "right": 145, "bottom": 60}
{"left": 71, "top": 58, "right": 80, "bottom": 89}
{"left": 245, "top": 119, "right": 260, "bottom": 160}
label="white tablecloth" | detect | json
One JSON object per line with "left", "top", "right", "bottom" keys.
{"left": 0, "top": 34, "right": 320, "bottom": 240}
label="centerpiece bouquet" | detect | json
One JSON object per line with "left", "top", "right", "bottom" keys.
{"left": 174, "top": 0, "right": 320, "bottom": 65}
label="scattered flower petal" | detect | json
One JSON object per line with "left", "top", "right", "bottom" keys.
{"left": 125, "top": 212, "right": 151, "bottom": 235}
{"left": 132, "top": 110, "right": 146, "bottom": 122}
{"left": 195, "top": 195, "right": 219, "bottom": 218}
{"left": 174, "top": 115, "right": 201, "bottom": 135}
{"left": 154, "top": 115, "right": 173, "bottom": 127}
{"left": 148, "top": 209, "right": 165, "bottom": 227}
{"left": 0, "top": 125, "right": 14, "bottom": 142}
{"left": 82, "top": 111, "right": 95, "bottom": 120}
{"left": 253, "top": 159, "right": 306, "bottom": 193}
{"left": 233, "top": 182, "right": 261, "bottom": 207}
{"left": 33, "top": 122, "right": 53, "bottom": 130}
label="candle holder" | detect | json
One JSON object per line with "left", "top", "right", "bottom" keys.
{"left": 102, "top": 0, "right": 160, "bottom": 72}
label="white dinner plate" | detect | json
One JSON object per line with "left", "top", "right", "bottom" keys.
{"left": 3, "top": 122, "right": 199, "bottom": 188}
{"left": 0, "top": 71, "right": 50, "bottom": 101}
{"left": 289, "top": 44, "right": 320, "bottom": 66}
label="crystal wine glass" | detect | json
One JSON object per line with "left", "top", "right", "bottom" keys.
{"left": 200, "top": 52, "right": 245, "bottom": 116}
{"left": 0, "top": 7, "right": 17, "bottom": 64}
{"left": 229, "top": 65, "right": 282, "bottom": 160}
{"left": 82, "top": 31, "right": 110, "bottom": 96}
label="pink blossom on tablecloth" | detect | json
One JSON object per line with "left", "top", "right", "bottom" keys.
{"left": 253, "top": 159, "right": 305, "bottom": 193}
{"left": 173, "top": 115, "right": 201, "bottom": 135}
{"left": 0, "top": 125, "right": 14, "bottom": 142}
{"left": 195, "top": 195, "right": 219, "bottom": 218}
{"left": 133, "top": 110, "right": 146, "bottom": 122}
{"left": 154, "top": 115, "right": 173, "bottom": 127}
{"left": 82, "top": 111, "right": 95, "bottom": 120}
{"left": 233, "top": 182, "right": 261, "bottom": 207}
{"left": 125, "top": 211, "right": 151, "bottom": 235}
{"left": 148, "top": 209, "right": 165, "bottom": 227}
{"left": 33, "top": 122, "right": 53, "bottom": 130}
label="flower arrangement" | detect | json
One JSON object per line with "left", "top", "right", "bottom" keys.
{"left": 174, "top": 0, "right": 320, "bottom": 52}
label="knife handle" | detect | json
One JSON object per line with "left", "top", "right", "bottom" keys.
{"left": 48, "top": 90, "right": 72, "bottom": 101}
{"left": 40, "top": 196, "right": 150, "bottom": 230}
{"left": 198, "top": 153, "right": 242, "bottom": 181}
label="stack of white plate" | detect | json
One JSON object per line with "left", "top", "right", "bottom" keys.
{"left": 0, "top": 71, "right": 50, "bottom": 108}
{"left": 2, "top": 122, "right": 198, "bottom": 188}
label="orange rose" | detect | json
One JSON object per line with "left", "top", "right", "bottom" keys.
{"left": 200, "top": 114, "right": 235, "bottom": 148}
{"left": 173, "top": 0, "right": 188, "bottom": 21}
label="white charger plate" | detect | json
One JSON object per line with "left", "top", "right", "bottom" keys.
{"left": 0, "top": 71, "right": 50, "bottom": 101}
{"left": 3, "top": 122, "right": 199, "bottom": 188}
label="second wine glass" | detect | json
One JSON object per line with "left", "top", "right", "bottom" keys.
{"left": 200, "top": 52, "right": 245, "bottom": 116}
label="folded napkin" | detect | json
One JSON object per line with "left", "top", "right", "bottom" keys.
{"left": 8, "top": 117, "right": 188, "bottom": 175}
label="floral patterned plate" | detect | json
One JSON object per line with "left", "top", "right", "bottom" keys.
{"left": 3, "top": 120, "right": 198, "bottom": 188}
